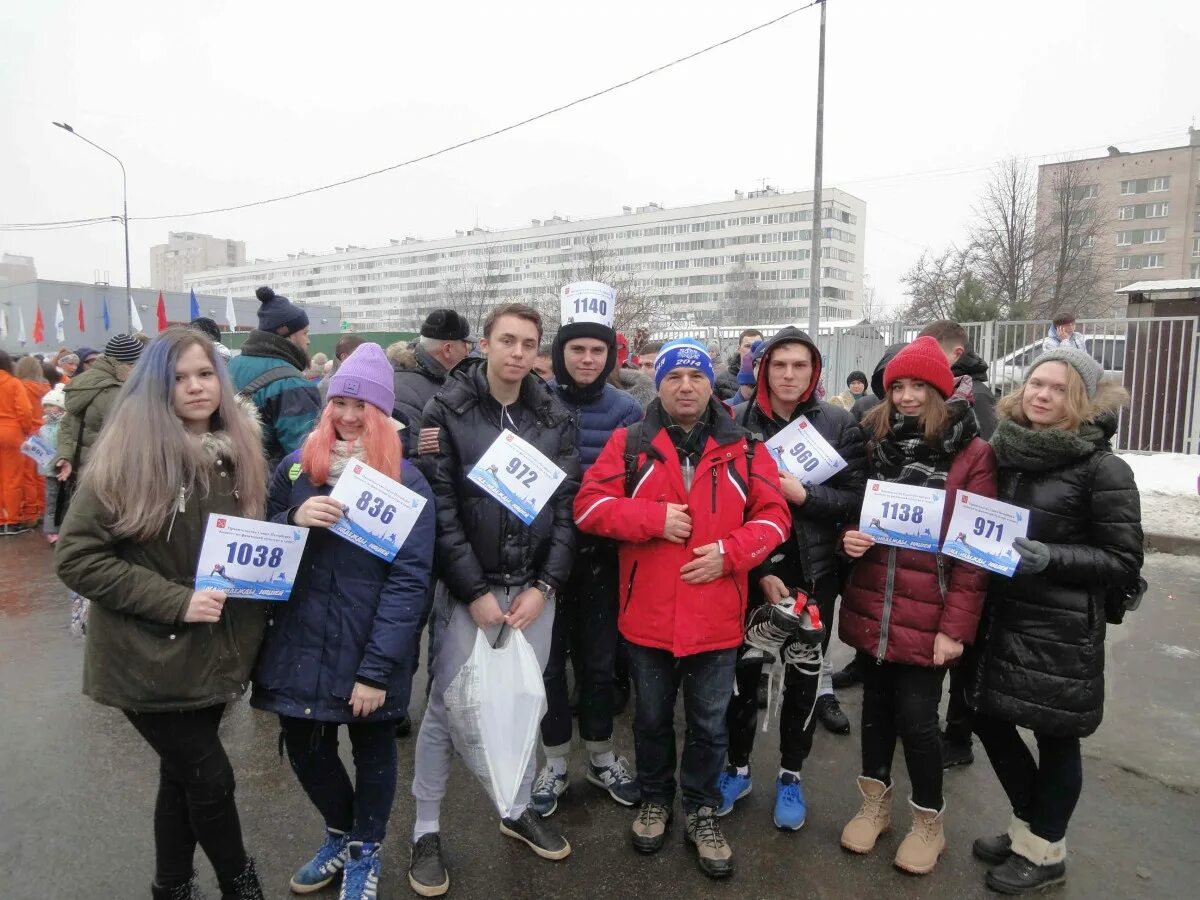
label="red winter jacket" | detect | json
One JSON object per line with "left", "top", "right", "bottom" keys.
{"left": 839, "top": 436, "right": 997, "bottom": 667}
{"left": 574, "top": 399, "right": 791, "bottom": 657}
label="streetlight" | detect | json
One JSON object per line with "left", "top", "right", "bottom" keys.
{"left": 52, "top": 121, "right": 132, "bottom": 332}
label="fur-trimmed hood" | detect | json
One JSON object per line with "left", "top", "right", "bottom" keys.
{"left": 611, "top": 366, "right": 657, "bottom": 409}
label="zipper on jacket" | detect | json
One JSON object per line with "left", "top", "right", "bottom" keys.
{"left": 711, "top": 467, "right": 718, "bottom": 514}
{"left": 876, "top": 547, "right": 897, "bottom": 663}
{"left": 623, "top": 562, "right": 639, "bottom": 613}
{"left": 166, "top": 487, "right": 186, "bottom": 542}
{"left": 935, "top": 553, "right": 948, "bottom": 603}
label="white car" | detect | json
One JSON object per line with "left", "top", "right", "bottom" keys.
{"left": 988, "top": 334, "right": 1125, "bottom": 396}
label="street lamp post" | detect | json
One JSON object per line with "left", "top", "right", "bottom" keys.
{"left": 52, "top": 121, "right": 133, "bottom": 333}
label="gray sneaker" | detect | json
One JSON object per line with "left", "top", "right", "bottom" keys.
{"left": 530, "top": 764, "right": 568, "bottom": 817}
{"left": 631, "top": 802, "right": 672, "bottom": 854}
{"left": 686, "top": 807, "right": 735, "bottom": 879}
{"left": 586, "top": 757, "right": 640, "bottom": 806}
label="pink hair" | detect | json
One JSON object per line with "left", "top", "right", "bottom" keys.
{"left": 302, "top": 402, "right": 401, "bottom": 486}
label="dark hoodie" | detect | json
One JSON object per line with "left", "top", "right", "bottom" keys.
{"left": 732, "top": 326, "right": 867, "bottom": 585}
{"left": 551, "top": 324, "right": 643, "bottom": 471}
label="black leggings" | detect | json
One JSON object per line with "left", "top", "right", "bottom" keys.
{"left": 973, "top": 713, "right": 1082, "bottom": 842}
{"left": 857, "top": 653, "right": 944, "bottom": 810}
{"left": 124, "top": 704, "right": 247, "bottom": 890}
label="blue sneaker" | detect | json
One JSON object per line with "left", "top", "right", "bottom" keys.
{"left": 289, "top": 829, "right": 351, "bottom": 893}
{"left": 773, "top": 772, "right": 807, "bottom": 831}
{"left": 716, "top": 765, "right": 752, "bottom": 816}
{"left": 531, "top": 764, "right": 569, "bottom": 817}
{"left": 339, "top": 841, "right": 380, "bottom": 900}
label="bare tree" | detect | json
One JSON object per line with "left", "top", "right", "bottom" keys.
{"left": 723, "top": 261, "right": 762, "bottom": 325}
{"left": 536, "top": 235, "right": 669, "bottom": 340}
{"left": 899, "top": 245, "right": 974, "bottom": 321}
{"left": 422, "top": 240, "right": 504, "bottom": 337}
{"left": 860, "top": 272, "right": 884, "bottom": 322}
{"left": 1032, "top": 160, "right": 1108, "bottom": 317}
{"left": 970, "top": 158, "right": 1039, "bottom": 317}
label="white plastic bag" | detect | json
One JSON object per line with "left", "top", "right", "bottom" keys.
{"left": 443, "top": 625, "right": 547, "bottom": 817}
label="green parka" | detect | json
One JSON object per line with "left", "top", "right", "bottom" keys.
{"left": 54, "top": 355, "right": 125, "bottom": 470}
{"left": 55, "top": 445, "right": 268, "bottom": 713}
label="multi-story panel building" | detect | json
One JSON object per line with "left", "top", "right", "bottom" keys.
{"left": 0, "top": 253, "right": 37, "bottom": 287}
{"left": 185, "top": 188, "right": 866, "bottom": 332}
{"left": 151, "top": 232, "right": 246, "bottom": 292}
{"left": 1036, "top": 128, "right": 1200, "bottom": 307}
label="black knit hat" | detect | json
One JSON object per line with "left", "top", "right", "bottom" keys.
{"left": 420, "top": 309, "right": 470, "bottom": 341}
{"left": 846, "top": 370, "right": 868, "bottom": 387}
{"left": 104, "top": 333, "right": 143, "bottom": 363}
{"left": 255, "top": 286, "right": 309, "bottom": 336}
{"left": 189, "top": 317, "right": 222, "bottom": 342}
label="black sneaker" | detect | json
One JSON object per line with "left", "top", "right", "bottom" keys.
{"left": 217, "top": 855, "right": 263, "bottom": 900}
{"left": 985, "top": 854, "right": 1066, "bottom": 894}
{"left": 940, "top": 733, "right": 974, "bottom": 769}
{"left": 151, "top": 872, "right": 205, "bottom": 900}
{"left": 816, "top": 694, "right": 851, "bottom": 735}
{"left": 831, "top": 660, "right": 862, "bottom": 690}
{"left": 499, "top": 808, "right": 571, "bottom": 860}
{"left": 408, "top": 833, "right": 449, "bottom": 897}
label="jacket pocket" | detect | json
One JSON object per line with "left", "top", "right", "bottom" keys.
{"left": 623, "top": 562, "right": 640, "bottom": 613}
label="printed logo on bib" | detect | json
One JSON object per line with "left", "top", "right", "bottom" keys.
{"left": 560, "top": 281, "right": 615, "bottom": 329}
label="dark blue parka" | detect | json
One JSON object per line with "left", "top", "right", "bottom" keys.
{"left": 251, "top": 451, "right": 436, "bottom": 723}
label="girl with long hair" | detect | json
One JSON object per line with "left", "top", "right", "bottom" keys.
{"left": 251, "top": 343, "right": 435, "bottom": 900}
{"left": 837, "top": 336, "right": 997, "bottom": 876}
{"left": 56, "top": 327, "right": 269, "bottom": 900}
{"left": 968, "top": 350, "right": 1142, "bottom": 894}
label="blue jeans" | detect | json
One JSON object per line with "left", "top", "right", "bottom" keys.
{"left": 280, "top": 716, "right": 398, "bottom": 843}
{"left": 626, "top": 643, "right": 736, "bottom": 814}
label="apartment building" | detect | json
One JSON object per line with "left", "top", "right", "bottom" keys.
{"left": 185, "top": 187, "right": 866, "bottom": 332}
{"left": 0, "top": 253, "right": 37, "bottom": 287}
{"left": 1036, "top": 128, "right": 1200, "bottom": 304}
{"left": 151, "top": 232, "right": 246, "bottom": 292}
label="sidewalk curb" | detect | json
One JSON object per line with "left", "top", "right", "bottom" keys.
{"left": 1145, "top": 532, "right": 1200, "bottom": 556}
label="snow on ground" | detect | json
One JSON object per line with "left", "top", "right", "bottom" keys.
{"left": 1117, "top": 453, "right": 1200, "bottom": 542}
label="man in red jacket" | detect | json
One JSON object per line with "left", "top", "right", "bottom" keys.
{"left": 573, "top": 338, "right": 791, "bottom": 880}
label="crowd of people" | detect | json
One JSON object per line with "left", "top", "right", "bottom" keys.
{"left": 7, "top": 286, "right": 1143, "bottom": 899}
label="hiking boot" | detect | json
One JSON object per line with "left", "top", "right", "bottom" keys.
{"left": 152, "top": 873, "right": 207, "bottom": 899}
{"left": 218, "top": 856, "right": 264, "bottom": 900}
{"left": 289, "top": 829, "right": 351, "bottom": 893}
{"left": 893, "top": 800, "right": 945, "bottom": 875}
{"left": 773, "top": 773, "right": 807, "bottom": 831}
{"left": 716, "top": 765, "right": 752, "bottom": 816}
{"left": 685, "top": 807, "right": 735, "bottom": 879}
{"left": 586, "top": 757, "right": 640, "bottom": 806}
{"left": 530, "top": 764, "right": 569, "bottom": 817}
{"left": 831, "top": 659, "right": 862, "bottom": 689}
{"left": 816, "top": 694, "right": 851, "bottom": 735}
{"left": 407, "top": 834, "right": 448, "bottom": 898}
{"left": 338, "top": 842, "right": 380, "bottom": 900}
{"left": 973, "top": 816, "right": 1027, "bottom": 865}
{"left": 631, "top": 802, "right": 672, "bottom": 854}
{"left": 500, "top": 808, "right": 571, "bottom": 860}
{"left": 840, "top": 776, "right": 892, "bottom": 854}
{"left": 941, "top": 733, "right": 974, "bottom": 768}
{"left": 985, "top": 829, "right": 1067, "bottom": 894}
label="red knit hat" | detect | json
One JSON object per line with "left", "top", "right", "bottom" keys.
{"left": 883, "top": 336, "right": 955, "bottom": 399}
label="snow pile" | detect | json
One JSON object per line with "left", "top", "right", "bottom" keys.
{"left": 1118, "top": 453, "right": 1200, "bottom": 497}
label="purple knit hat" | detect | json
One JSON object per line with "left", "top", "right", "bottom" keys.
{"left": 327, "top": 343, "right": 395, "bottom": 415}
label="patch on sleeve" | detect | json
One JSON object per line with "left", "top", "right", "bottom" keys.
{"left": 288, "top": 463, "right": 302, "bottom": 482}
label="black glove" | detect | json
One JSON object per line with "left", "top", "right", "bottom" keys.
{"left": 1013, "top": 536, "right": 1050, "bottom": 575}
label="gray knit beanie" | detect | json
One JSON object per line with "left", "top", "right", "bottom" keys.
{"left": 1031, "top": 348, "right": 1101, "bottom": 398}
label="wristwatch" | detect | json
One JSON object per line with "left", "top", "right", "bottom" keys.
{"left": 533, "top": 580, "right": 557, "bottom": 603}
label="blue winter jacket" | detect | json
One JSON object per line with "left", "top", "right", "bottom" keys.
{"left": 251, "top": 452, "right": 436, "bottom": 723}
{"left": 552, "top": 382, "right": 643, "bottom": 471}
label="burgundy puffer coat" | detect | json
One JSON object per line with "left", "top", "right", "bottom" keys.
{"left": 839, "top": 436, "right": 997, "bottom": 667}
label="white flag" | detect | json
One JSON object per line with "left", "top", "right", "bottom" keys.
{"left": 225, "top": 288, "right": 237, "bottom": 331}
{"left": 0, "top": 308, "right": 7, "bottom": 339}
{"left": 130, "top": 297, "right": 144, "bottom": 333}
{"left": 55, "top": 302, "right": 66, "bottom": 342}
{"left": 18, "top": 307, "right": 27, "bottom": 346}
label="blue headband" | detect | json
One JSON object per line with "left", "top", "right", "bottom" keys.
{"left": 654, "top": 338, "right": 716, "bottom": 388}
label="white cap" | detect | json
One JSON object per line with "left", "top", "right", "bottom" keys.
{"left": 560, "top": 281, "right": 616, "bottom": 329}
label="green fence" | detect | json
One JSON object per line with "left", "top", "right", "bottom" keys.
{"left": 222, "top": 330, "right": 418, "bottom": 359}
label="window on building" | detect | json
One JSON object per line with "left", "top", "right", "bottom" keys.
{"left": 1118, "top": 206, "right": 1135, "bottom": 220}
{"left": 1192, "top": 237, "right": 1200, "bottom": 257}
{"left": 1116, "top": 231, "right": 1133, "bottom": 246}
{"left": 1143, "top": 254, "right": 1163, "bottom": 268}
{"left": 1145, "top": 202, "right": 1169, "bottom": 218}
{"left": 1116, "top": 256, "right": 1131, "bottom": 269}
{"left": 1143, "top": 228, "right": 1166, "bottom": 243}
{"left": 1149, "top": 176, "right": 1170, "bottom": 192}
{"left": 1192, "top": 262, "right": 1200, "bottom": 278}
{"left": 1120, "top": 180, "right": 1139, "bottom": 195}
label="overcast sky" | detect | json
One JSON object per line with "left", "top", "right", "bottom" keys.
{"left": 2, "top": 0, "right": 1194, "bottom": 312}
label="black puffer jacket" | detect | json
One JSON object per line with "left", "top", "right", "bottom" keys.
{"left": 953, "top": 348, "right": 997, "bottom": 439}
{"left": 734, "top": 327, "right": 866, "bottom": 585}
{"left": 392, "top": 346, "right": 450, "bottom": 458}
{"left": 970, "top": 398, "right": 1143, "bottom": 738}
{"left": 421, "top": 358, "right": 580, "bottom": 602}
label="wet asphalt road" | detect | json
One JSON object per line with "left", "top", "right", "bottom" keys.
{"left": 1, "top": 533, "right": 1197, "bottom": 899}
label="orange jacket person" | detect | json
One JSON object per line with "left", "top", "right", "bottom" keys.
{"left": 0, "top": 351, "right": 36, "bottom": 534}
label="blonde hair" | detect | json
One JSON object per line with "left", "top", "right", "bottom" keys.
{"left": 14, "top": 356, "right": 45, "bottom": 381}
{"left": 82, "top": 328, "right": 267, "bottom": 540}
{"left": 998, "top": 360, "right": 1129, "bottom": 432}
